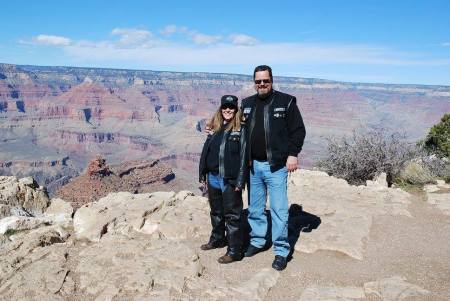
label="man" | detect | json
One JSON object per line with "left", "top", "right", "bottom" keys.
{"left": 241, "top": 65, "right": 306, "bottom": 271}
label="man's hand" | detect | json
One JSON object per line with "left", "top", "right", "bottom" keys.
{"left": 286, "top": 156, "right": 298, "bottom": 172}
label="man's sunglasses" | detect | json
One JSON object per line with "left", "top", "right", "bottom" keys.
{"left": 254, "top": 79, "right": 271, "bottom": 84}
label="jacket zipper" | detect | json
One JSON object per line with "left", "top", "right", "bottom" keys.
{"left": 218, "top": 130, "right": 227, "bottom": 177}
{"left": 248, "top": 102, "right": 257, "bottom": 164}
{"left": 263, "top": 95, "right": 275, "bottom": 165}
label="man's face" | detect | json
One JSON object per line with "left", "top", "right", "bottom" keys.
{"left": 254, "top": 70, "right": 273, "bottom": 98}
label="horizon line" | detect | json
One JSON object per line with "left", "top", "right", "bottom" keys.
{"left": 1, "top": 61, "right": 449, "bottom": 89}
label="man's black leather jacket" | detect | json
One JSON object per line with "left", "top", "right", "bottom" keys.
{"left": 199, "top": 127, "right": 248, "bottom": 189}
{"left": 241, "top": 90, "right": 306, "bottom": 170}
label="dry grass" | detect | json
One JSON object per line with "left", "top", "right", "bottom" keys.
{"left": 399, "top": 161, "right": 435, "bottom": 186}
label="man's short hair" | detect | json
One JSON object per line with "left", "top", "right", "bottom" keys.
{"left": 253, "top": 65, "right": 273, "bottom": 82}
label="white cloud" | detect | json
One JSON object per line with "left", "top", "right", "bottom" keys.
{"left": 62, "top": 42, "right": 450, "bottom": 68}
{"left": 24, "top": 27, "right": 450, "bottom": 72}
{"left": 189, "top": 32, "right": 221, "bottom": 45}
{"left": 32, "top": 34, "right": 72, "bottom": 46}
{"left": 111, "top": 28, "right": 154, "bottom": 46}
{"left": 161, "top": 24, "right": 178, "bottom": 36}
{"left": 229, "top": 34, "right": 259, "bottom": 46}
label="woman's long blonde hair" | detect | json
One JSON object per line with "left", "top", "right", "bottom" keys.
{"left": 207, "top": 107, "right": 241, "bottom": 132}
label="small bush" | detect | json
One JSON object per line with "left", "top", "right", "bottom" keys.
{"left": 4, "top": 229, "right": 19, "bottom": 236}
{"left": 398, "top": 161, "right": 435, "bottom": 186}
{"left": 420, "top": 154, "right": 448, "bottom": 178}
{"left": 316, "top": 127, "right": 417, "bottom": 185}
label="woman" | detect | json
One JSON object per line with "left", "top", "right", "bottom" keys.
{"left": 199, "top": 95, "right": 247, "bottom": 264}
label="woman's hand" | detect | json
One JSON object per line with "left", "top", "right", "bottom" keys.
{"left": 204, "top": 125, "right": 213, "bottom": 135}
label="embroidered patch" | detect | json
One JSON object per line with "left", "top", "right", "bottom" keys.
{"left": 243, "top": 108, "right": 251, "bottom": 114}
{"left": 230, "top": 131, "right": 240, "bottom": 136}
{"left": 274, "top": 107, "right": 285, "bottom": 112}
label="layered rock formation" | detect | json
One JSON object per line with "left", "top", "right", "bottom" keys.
{"left": 0, "top": 171, "right": 448, "bottom": 300}
{"left": 1, "top": 63, "right": 449, "bottom": 193}
{"left": 56, "top": 156, "right": 179, "bottom": 209}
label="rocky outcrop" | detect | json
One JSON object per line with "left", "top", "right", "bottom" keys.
{"left": 0, "top": 188, "right": 211, "bottom": 299}
{"left": 56, "top": 157, "right": 178, "bottom": 209}
{"left": 285, "top": 170, "right": 412, "bottom": 260}
{"left": 73, "top": 190, "right": 206, "bottom": 242}
{"left": 0, "top": 176, "right": 49, "bottom": 217}
{"left": 1, "top": 170, "right": 446, "bottom": 300}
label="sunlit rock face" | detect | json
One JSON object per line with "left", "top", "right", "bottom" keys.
{"left": 0, "top": 171, "right": 444, "bottom": 300}
{"left": 1, "top": 63, "right": 449, "bottom": 192}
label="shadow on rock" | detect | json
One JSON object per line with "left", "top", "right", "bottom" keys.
{"left": 241, "top": 204, "right": 321, "bottom": 259}
{"left": 287, "top": 204, "right": 321, "bottom": 259}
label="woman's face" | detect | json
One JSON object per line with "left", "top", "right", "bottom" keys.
{"left": 221, "top": 105, "right": 236, "bottom": 122}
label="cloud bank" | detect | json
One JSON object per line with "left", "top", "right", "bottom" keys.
{"left": 21, "top": 26, "right": 450, "bottom": 72}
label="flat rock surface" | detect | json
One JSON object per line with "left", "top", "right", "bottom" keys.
{"left": 287, "top": 170, "right": 412, "bottom": 260}
{"left": 0, "top": 170, "right": 449, "bottom": 300}
{"left": 424, "top": 181, "right": 450, "bottom": 216}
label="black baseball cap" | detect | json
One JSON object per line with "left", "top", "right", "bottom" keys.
{"left": 220, "top": 95, "right": 238, "bottom": 108}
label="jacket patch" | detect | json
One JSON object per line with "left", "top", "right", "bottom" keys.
{"left": 229, "top": 131, "right": 240, "bottom": 141}
{"left": 243, "top": 108, "right": 252, "bottom": 114}
{"left": 274, "top": 107, "right": 285, "bottom": 112}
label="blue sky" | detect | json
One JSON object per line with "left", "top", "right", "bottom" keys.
{"left": 1, "top": 0, "right": 450, "bottom": 85}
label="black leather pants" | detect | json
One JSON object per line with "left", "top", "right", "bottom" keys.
{"left": 207, "top": 182, "right": 243, "bottom": 256}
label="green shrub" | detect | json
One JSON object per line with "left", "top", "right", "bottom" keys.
{"left": 4, "top": 229, "right": 19, "bottom": 236}
{"left": 444, "top": 164, "right": 450, "bottom": 183}
{"left": 423, "top": 114, "right": 450, "bottom": 158}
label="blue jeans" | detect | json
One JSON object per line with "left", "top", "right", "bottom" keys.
{"left": 208, "top": 173, "right": 228, "bottom": 192}
{"left": 248, "top": 160, "right": 290, "bottom": 257}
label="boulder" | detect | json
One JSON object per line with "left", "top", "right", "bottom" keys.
{"left": 0, "top": 176, "right": 49, "bottom": 216}
{"left": 0, "top": 226, "right": 70, "bottom": 300}
{"left": 44, "top": 198, "right": 74, "bottom": 227}
{"left": 366, "top": 172, "right": 388, "bottom": 188}
{"left": 73, "top": 191, "right": 209, "bottom": 242}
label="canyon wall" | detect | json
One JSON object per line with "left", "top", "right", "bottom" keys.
{"left": 1, "top": 63, "right": 449, "bottom": 192}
